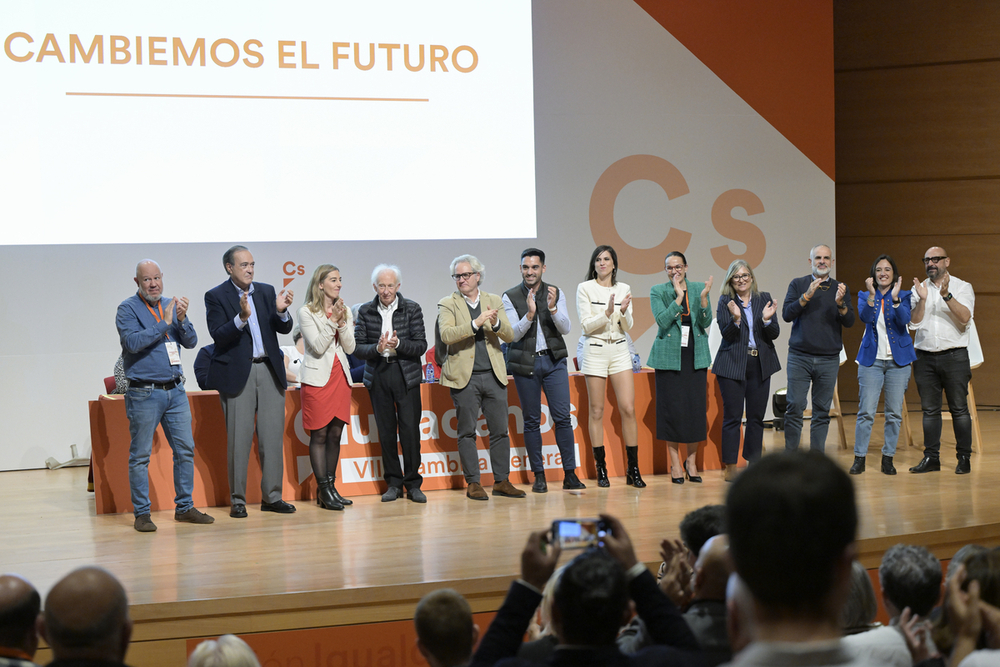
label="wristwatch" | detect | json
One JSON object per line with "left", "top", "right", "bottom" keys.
{"left": 942, "top": 293, "right": 954, "bottom": 302}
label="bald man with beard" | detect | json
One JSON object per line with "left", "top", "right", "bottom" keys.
{"left": 39, "top": 567, "right": 133, "bottom": 667}
{"left": 0, "top": 575, "right": 40, "bottom": 667}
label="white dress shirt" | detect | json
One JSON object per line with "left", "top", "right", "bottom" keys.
{"left": 909, "top": 275, "right": 975, "bottom": 352}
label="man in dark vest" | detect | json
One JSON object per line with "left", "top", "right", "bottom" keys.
{"left": 502, "top": 248, "right": 586, "bottom": 493}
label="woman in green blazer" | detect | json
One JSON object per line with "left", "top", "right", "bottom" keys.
{"left": 648, "top": 251, "right": 713, "bottom": 483}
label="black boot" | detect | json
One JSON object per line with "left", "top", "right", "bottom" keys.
{"left": 849, "top": 456, "right": 866, "bottom": 475}
{"left": 317, "top": 476, "right": 344, "bottom": 511}
{"left": 956, "top": 455, "right": 971, "bottom": 475}
{"left": 625, "top": 447, "right": 646, "bottom": 488}
{"left": 909, "top": 456, "right": 940, "bottom": 473}
{"left": 593, "top": 447, "right": 610, "bottom": 487}
{"left": 327, "top": 474, "right": 353, "bottom": 506}
{"left": 881, "top": 455, "right": 896, "bottom": 475}
{"left": 532, "top": 471, "right": 548, "bottom": 493}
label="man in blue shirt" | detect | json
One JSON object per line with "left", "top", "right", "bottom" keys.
{"left": 116, "top": 260, "right": 214, "bottom": 532}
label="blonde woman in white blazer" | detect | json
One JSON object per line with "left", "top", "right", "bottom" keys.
{"left": 575, "top": 245, "right": 643, "bottom": 489}
{"left": 298, "top": 264, "right": 356, "bottom": 511}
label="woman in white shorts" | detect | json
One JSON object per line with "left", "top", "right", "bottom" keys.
{"left": 576, "top": 245, "right": 643, "bottom": 488}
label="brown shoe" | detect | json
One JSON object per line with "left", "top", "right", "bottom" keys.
{"left": 175, "top": 508, "right": 215, "bottom": 524}
{"left": 724, "top": 464, "right": 738, "bottom": 482}
{"left": 466, "top": 482, "right": 488, "bottom": 501}
{"left": 492, "top": 479, "right": 526, "bottom": 498}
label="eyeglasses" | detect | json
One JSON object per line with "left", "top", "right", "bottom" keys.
{"left": 666, "top": 265, "right": 686, "bottom": 273}
{"left": 732, "top": 273, "right": 751, "bottom": 283}
{"left": 452, "top": 272, "right": 477, "bottom": 282}
{"left": 923, "top": 256, "right": 947, "bottom": 264}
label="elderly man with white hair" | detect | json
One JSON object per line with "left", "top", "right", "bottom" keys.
{"left": 437, "top": 254, "right": 524, "bottom": 501}
{"left": 353, "top": 264, "right": 428, "bottom": 503}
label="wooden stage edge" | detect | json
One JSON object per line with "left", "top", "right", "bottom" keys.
{"left": 4, "top": 411, "right": 1000, "bottom": 667}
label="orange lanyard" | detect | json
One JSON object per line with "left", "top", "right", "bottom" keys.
{"left": 681, "top": 287, "right": 691, "bottom": 316}
{"left": 145, "top": 300, "right": 171, "bottom": 341}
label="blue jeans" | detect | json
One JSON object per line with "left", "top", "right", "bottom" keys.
{"left": 125, "top": 383, "right": 196, "bottom": 516}
{"left": 784, "top": 351, "right": 840, "bottom": 453}
{"left": 512, "top": 355, "right": 576, "bottom": 473}
{"left": 914, "top": 348, "right": 973, "bottom": 458}
{"left": 854, "top": 359, "right": 911, "bottom": 457}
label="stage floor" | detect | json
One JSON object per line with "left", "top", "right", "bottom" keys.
{"left": 4, "top": 410, "right": 1000, "bottom": 666}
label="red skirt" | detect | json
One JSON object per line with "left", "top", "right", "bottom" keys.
{"left": 301, "top": 357, "right": 351, "bottom": 431}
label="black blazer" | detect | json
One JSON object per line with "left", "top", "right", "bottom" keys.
{"left": 712, "top": 292, "right": 781, "bottom": 381}
{"left": 204, "top": 280, "right": 293, "bottom": 395}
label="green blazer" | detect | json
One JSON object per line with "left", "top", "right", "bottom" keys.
{"left": 648, "top": 280, "right": 713, "bottom": 371}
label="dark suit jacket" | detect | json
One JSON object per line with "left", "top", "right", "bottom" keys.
{"left": 712, "top": 293, "right": 781, "bottom": 382}
{"left": 471, "top": 570, "right": 701, "bottom": 667}
{"left": 204, "top": 280, "right": 293, "bottom": 395}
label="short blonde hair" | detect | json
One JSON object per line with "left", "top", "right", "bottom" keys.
{"left": 188, "top": 635, "right": 260, "bottom": 667}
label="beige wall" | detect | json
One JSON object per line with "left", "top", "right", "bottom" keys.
{"left": 834, "top": 0, "right": 997, "bottom": 406}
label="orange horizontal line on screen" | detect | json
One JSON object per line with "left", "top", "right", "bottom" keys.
{"left": 65, "top": 92, "right": 429, "bottom": 102}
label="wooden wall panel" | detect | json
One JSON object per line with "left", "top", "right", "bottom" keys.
{"left": 836, "top": 62, "right": 1000, "bottom": 182}
{"left": 835, "top": 0, "right": 999, "bottom": 408}
{"left": 834, "top": 0, "right": 1000, "bottom": 70}
{"left": 837, "top": 181, "right": 1000, "bottom": 237}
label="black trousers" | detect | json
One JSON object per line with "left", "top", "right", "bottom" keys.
{"left": 369, "top": 361, "right": 423, "bottom": 490}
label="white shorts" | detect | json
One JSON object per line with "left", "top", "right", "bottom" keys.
{"left": 581, "top": 338, "right": 631, "bottom": 377}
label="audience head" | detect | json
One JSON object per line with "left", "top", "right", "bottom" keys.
{"left": 41, "top": 567, "right": 132, "bottom": 663}
{"left": 188, "top": 635, "right": 260, "bottom": 667}
{"left": 680, "top": 504, "right": 727, "bottom": 565}
{"left": 552, "top": 549, "right": 629, "bottom": 646}
{"left": 727, "top": 451, "right": 857, "bottom": 622}
{"left": 725, "top": 574, "right": 756, "bottom": 654}
{"left": 947, "top": 544, "right": 988, "bottom": 583}
{"left": 535, "top": 564, "right": 567, "bottom": 637}
{"left": 0, "top": 574, "right": 41, "bottom": 657}
{"left": 692, "top": 535, "right": 732, "bottom": 602}
{"left": 879, "top": 544, "right": 942, "bottom": 618}
{"left": 962, "top": 549, "right": 1000, "bottom": 607}
{"left": 840, "top": 561, "right": 877, "bottom": 634}
{"left": 414, "top": 589, "right": 477, "bottom": 667}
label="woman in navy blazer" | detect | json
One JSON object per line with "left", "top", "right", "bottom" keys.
{"left": 851, "top": 254, "right": 915, "bottom": 476}
{"left": 713, "top": 260, "right": 781, "bottom": 480}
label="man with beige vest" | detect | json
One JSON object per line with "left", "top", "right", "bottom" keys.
{"left": 437, "top": 254, "right": 525, "bottom": 501}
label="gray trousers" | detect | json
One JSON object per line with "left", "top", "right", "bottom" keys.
{"left": 220, "top": 362, "right": 286, "bottom": 504}
{"left": 450, "top": 372, "right": 511, "bottom": 484}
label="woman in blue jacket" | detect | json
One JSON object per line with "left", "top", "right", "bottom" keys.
{"left": 851, "top": 254, "right": 915, "bottom": 476}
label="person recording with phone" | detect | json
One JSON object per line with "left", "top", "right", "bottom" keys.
{"left": 470, "top": 515, "right": 700, "bottom": 667}
{"left": 298, "top": 264, "right": 356, "bottom": 512}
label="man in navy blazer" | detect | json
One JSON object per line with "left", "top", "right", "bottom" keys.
{"left": 205, "top": 245, "right": 295, "bottom": 518}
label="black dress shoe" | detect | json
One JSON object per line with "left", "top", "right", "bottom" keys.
{"left": 230, "top": 504, "right": 247, "bottom": 518}
{"left": 956, "top": 455, "right": 971, "bottom": 475}
{"left": 881, "top": 455, "right": 896, "bottom": 475}
{"left": 261, "top": 499, "right": 296, "bottom": 514}
{"left": 671, "top": 476, "right": 684, "bottom": 485}
{"left": 909, "top": 456, "right": 940, "bottom": 473}
{"left": 684, "top": 461, "right": 702, "bottom": 483}
{"left": 381, "top": 486, "right": 403, "bottom": 502}
{"left": 532, "top": 471, "right": 548, "bottom": 494}
{"left": 407, "top": 488, "right": 428, "bottom": 503}
{"left": 562, "top": 470, "right": 586, "bottom": 490}
{"left": 849, "top": 456, "right": 866, "bottom": 475}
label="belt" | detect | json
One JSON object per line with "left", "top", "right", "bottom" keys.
{"left": 918, "top": 347, "right": 963, "bottom": 356}
{"left": 383, "top": 355, "right": 398, "bottom": 364}
{"left": 747, "top": 348, "right": 759, "bottom": 357}
{"left": 534, "top": 350, "right": 550, "bottom": 357}
{"left": 251, "top": 357, "right": 268, "bottom": 364}
{"left": 130, "top": 378, "right": 181, "bottom": 391}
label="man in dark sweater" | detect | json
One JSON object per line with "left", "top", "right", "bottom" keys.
{"left": 781, "top": 244, "right": 855, "bottom": 452}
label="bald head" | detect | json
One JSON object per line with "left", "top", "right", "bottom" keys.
{"left": 42, "top": 567, "right": 132, "bottom": 662}
{"left": 693, "top": 535, "right": 732, "bottom": 602}
{"left": 0, "top": 575, "right": 40, "bottom": 656}
{"left": 134, "top": 260, "right": 164, "bottom": 305}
